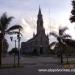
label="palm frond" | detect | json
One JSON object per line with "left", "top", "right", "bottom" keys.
{"left": 59, "top": 27, "right": 68, "bottom": 35}
{"left": 49, "top": 32, "right": 58, "bottom": 38}
{"left": 49, "top": 42, "right": 56, "bottom": 47}
{"left": 72, "top": 0, "right": 75, "bottom": 7}
{"left": 63, "top": 34, "right": 71, "bottom": 39}
{"left": 7, "top": 25, "right": 23, "bottom": 32}
{"left": 7, "top": 31, "right": 22, "bottom": 36}
{"left": 0, "top": 12, "right": 13, "bottom": 31}
{"left": 63, "top": 39, "right": 75, "bottom": 48}
{"left": 6, "top": 17, "right": 13, "bottom": 25}
{"left": 69, "top": 15, "right": 75, "bottom": 23}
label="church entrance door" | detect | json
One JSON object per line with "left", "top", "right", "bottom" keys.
{"left": 33, "top": 49, "right": 37, "bottom": 55}
{"left": 40, "top": 47, "right": 43, "bottom": 54}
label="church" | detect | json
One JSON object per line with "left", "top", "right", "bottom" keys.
{"left": 21, "top": 7, "right": 49, "bottom": 55}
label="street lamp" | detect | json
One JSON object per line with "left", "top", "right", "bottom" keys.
{"left": 17, "top": 28, "right": 21, "bottom": 66}
{"left": 10, "top": 37, "right": 17, "bottom": 48}
{"left": 10, "top": 36, "right": 17, "bottom": 67}
{"left": 10, "top": 28, "right": 21, "bottom": 67}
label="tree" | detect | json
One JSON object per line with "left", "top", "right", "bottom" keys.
{"left": 63, "top": 39, "right": 75, "bottom": 56}
{"left": 63, "top": 39, "right": 75, "bottom": 48}
{"left": 49, "top": 27, "right": 71, "bottom": 64}
{"left": 70, "top": 0, "right": 75, "bottom": 22}
{"left": 0, "top": 12, "right": 23, "bottom": 67}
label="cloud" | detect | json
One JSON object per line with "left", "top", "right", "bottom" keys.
{"left": 21, "top": 18, "right": 36, "bottom": 41}
{"left": 0, "top": 0, "right": 74, "bottom": 51}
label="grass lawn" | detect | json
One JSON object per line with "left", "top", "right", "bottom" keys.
{"left": 0, "top": 64, "right": 24, "bottom": 69}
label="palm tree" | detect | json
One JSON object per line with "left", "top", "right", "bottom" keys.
{"left": 0, "top": 12, "right": 23, "bottom": 67}
{"left": 49, "top": 27, "right": 71, "bottom": 64}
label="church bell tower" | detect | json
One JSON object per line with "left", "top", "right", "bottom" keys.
{"left": 37, "top": 7, "right": 45, "bottom": 34}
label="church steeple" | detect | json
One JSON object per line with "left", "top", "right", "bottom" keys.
{"left": 37, "top": 7, "right": 45, "bottom": 34}
{"left": 38, "top": 6, "right": 42, "bottom": 19}
{"left": 38, "top": 6, "right": 42, "bottom": 15}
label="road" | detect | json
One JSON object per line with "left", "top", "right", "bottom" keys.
{"left": 2, "top": 56, "right": 60, "bottom": 64}
{"left": 0, "top": 63, "right": 75, "bottom": 75}
{"left": 0, "top": 56, "right": 75, "bottom": 75}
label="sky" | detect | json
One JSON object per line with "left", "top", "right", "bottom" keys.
{"left": 0, "top": 0, "right": 75, "bottom": 51}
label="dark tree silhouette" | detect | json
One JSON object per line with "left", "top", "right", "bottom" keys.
{"left": 62, "top": 39, "right": 75, "bottom": 64}
{"left": 0, "top": 12, "right": 23, "bottom": 67}
{"left": 2, "top": 39, "right": 9, "bottom": 56}
{"left": 70, "top": 0, "right": 75, "bottom": 22}
{"left": 49, "top": 27, "right": 71, "bottom": 64}
{"left": 63, "top": 39, "right": 75, "bottom": 48}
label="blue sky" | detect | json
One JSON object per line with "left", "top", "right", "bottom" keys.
{"left": 0, "top": 0, "right": 74, "bottom": 51}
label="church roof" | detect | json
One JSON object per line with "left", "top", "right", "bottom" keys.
{"left": 22, "top": 33, "right": 48, "bottom": 45}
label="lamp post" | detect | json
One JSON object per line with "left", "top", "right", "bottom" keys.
{"left": 10, "top": 37, "right": 17, "bottom": 48}
{"left": 17, "top": 28, "right": 21, "bottom": 66}
{"left": 10, "top": 36, "right": 17, "bottom": 67}
{"left": 10, "top": 28, "right": 21, "bottom": 67}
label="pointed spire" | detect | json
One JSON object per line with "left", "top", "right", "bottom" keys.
{"left": 38, "top": 5, "right": 42, "bottom": 15}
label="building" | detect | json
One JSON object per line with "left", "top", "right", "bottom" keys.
{"left": 21, "top": 7, "right": 49, "bottom": 55}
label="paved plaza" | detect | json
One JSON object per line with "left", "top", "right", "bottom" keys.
{"left": 0, "top": 56, "right": 75, "bottom": 75}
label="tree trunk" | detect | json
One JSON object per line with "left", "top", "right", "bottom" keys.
{"left": 60, "top": 44, "right": 63, "bottom": 64}
{"left": 60, "top": 52, "right": 63, "bottom": 64}
{"left": 0, "top": 33, "right": 4, "bottom": 67}
{"left": 0, "top": 40, "right": 2, "bottom": 67}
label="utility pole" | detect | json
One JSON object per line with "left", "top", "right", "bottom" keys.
{"left": 17, "top": 28, "right": 20, "bottom": 66}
